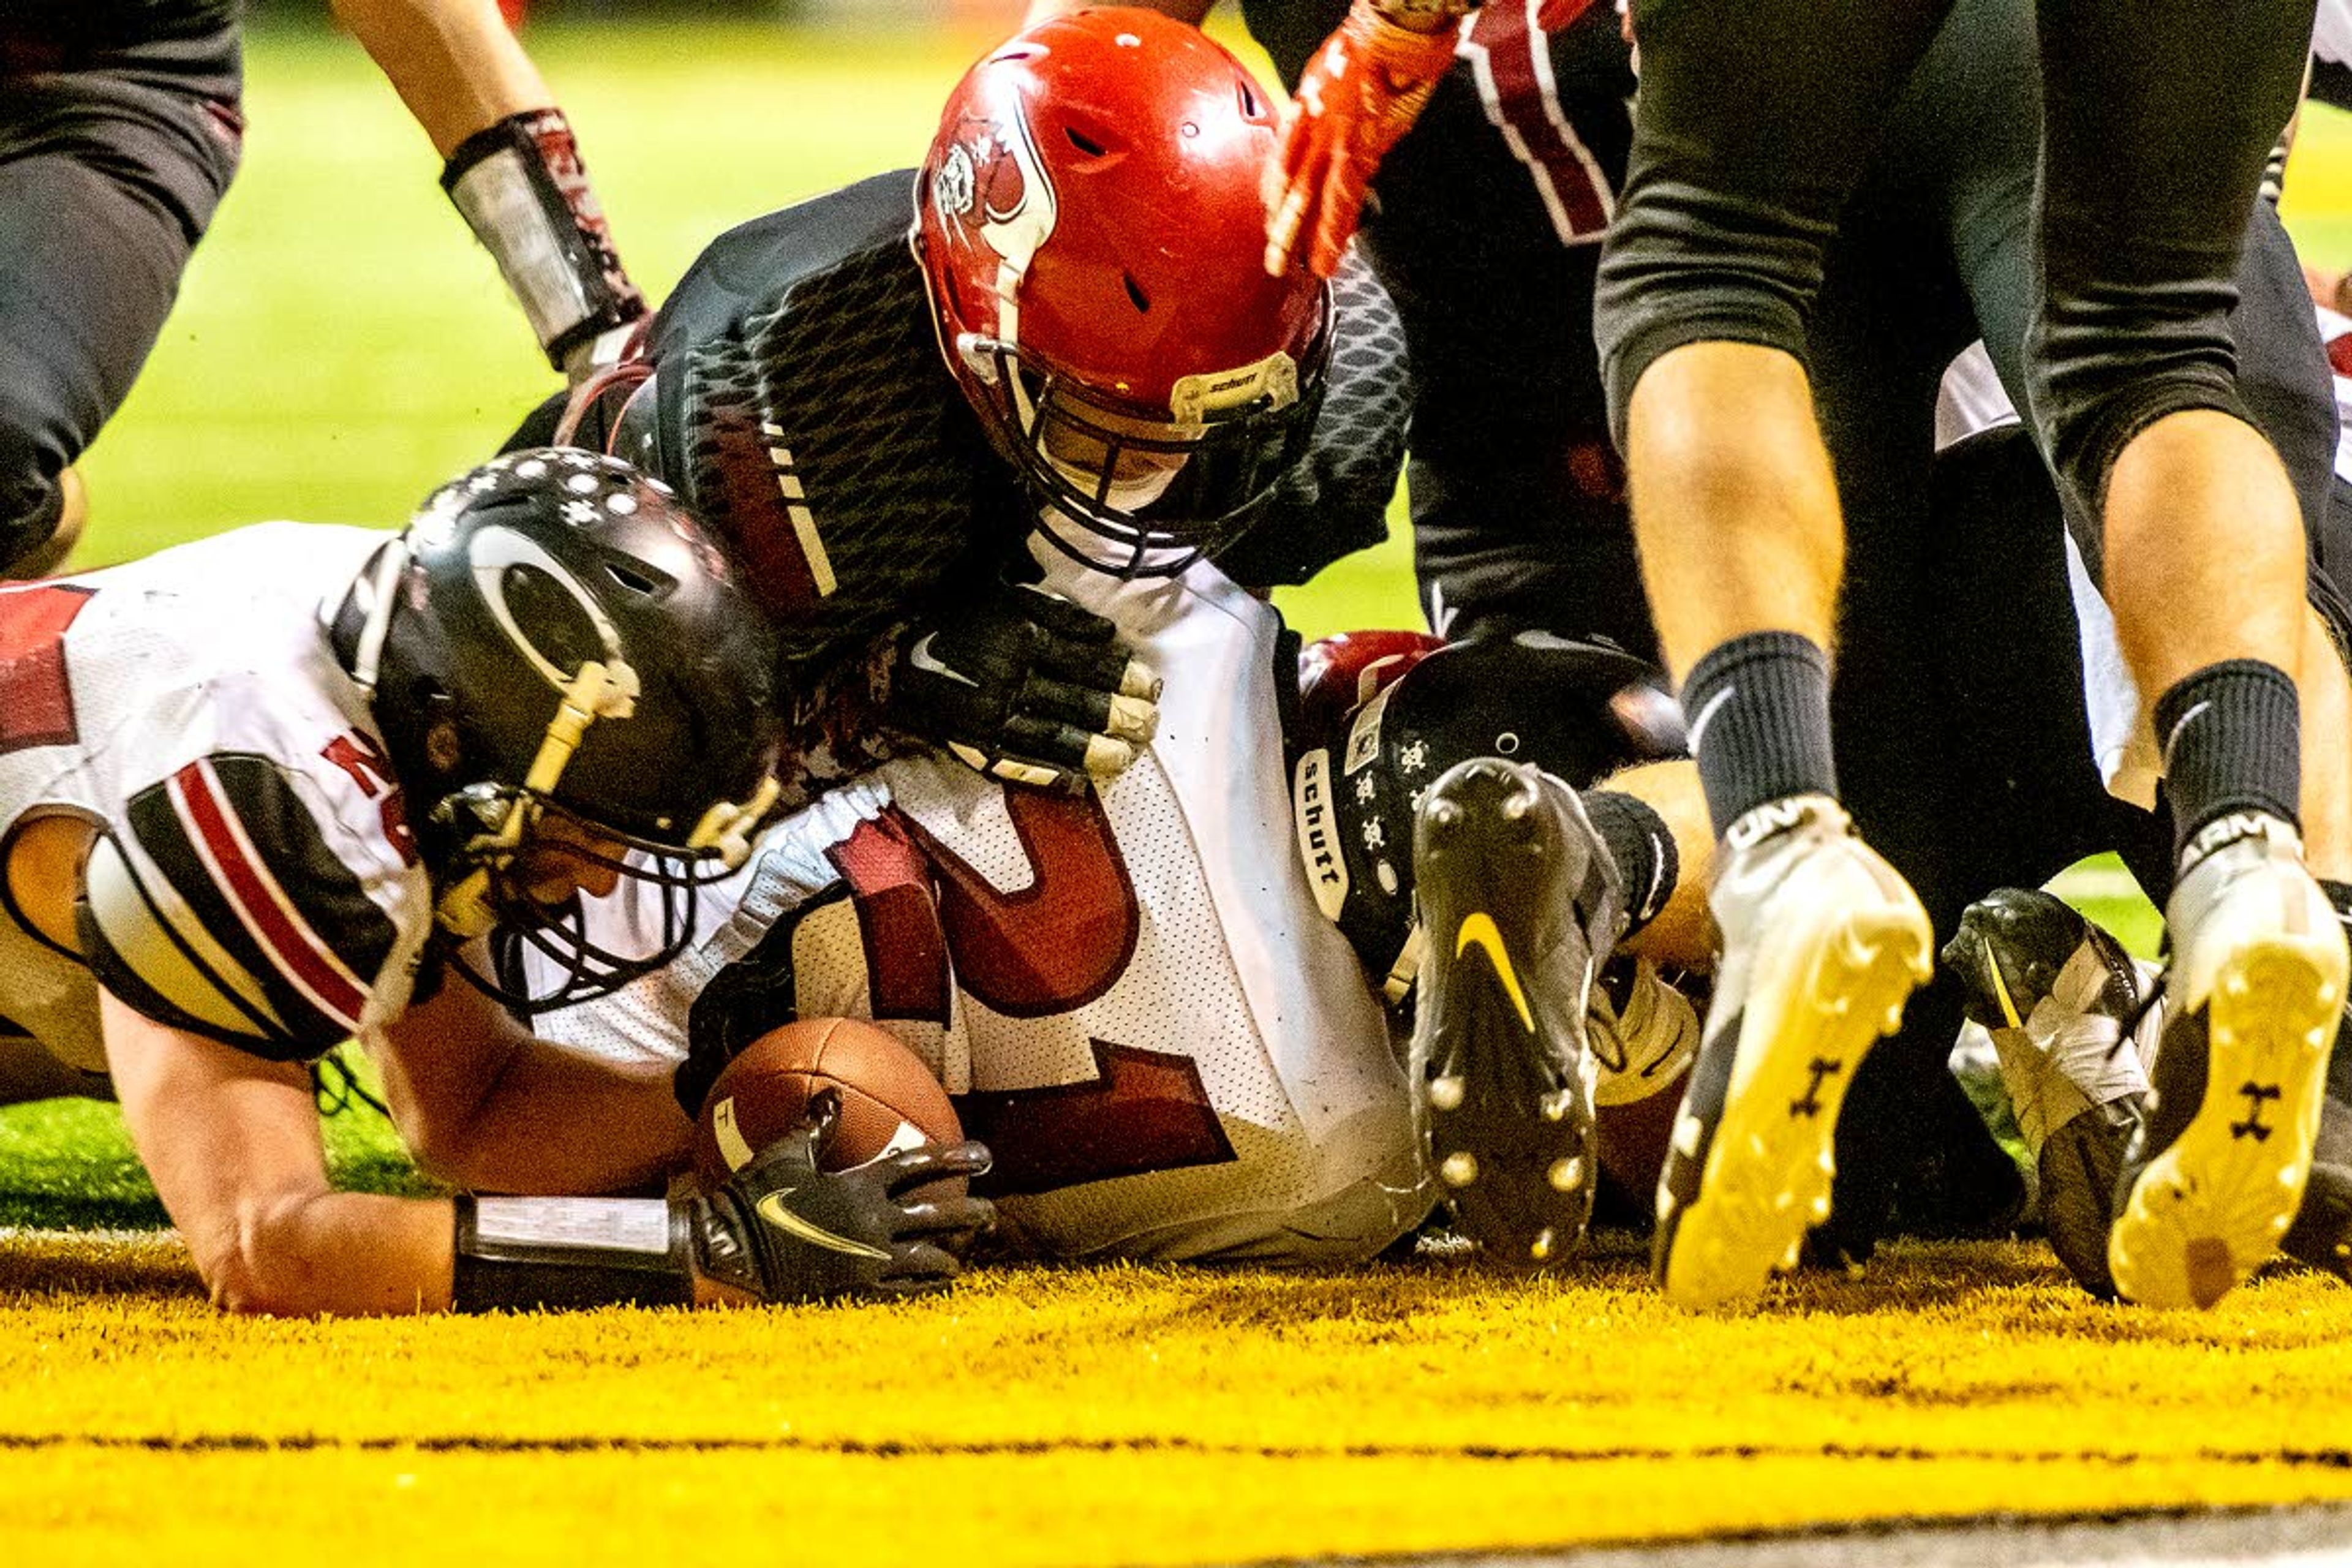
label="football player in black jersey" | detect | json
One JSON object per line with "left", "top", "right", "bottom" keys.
{"left": 510, "top": 8, "right": 1412, "bottom": 802}
{"left": 1085, "top": 0, "right": 2352, "bottom": 1295}
{"left": 1, "top": 0, "right": 647, "bottom": 578}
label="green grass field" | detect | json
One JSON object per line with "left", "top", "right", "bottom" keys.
{"left": 12, "top": 18, "right": 2352, "bottom": 1562}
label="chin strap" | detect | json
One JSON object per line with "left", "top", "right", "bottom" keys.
{"left": 434, "top": 658, "right": 639, "bottom": 940}
{"left": 685, "top": 775, "right": 782, "bottom": 869}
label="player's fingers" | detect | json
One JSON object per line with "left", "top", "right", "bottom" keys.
{"left": 1002, "top": 714, "right": 1113, "bottom": 776}
{"left": 1273, "top": 106, "right": 1306, "bottom": 194}
{"left": 1018, "top": 674, "right": 1113, "bottom": 733}
{"left": 892, "top": 1239, "right": 968, "bottom": 1281}
{"left": 1031, "top": 634, "right": 1136, "bottom": 695}
{"left": 1035, "top": 645, "right": 1159, "bottom": 712}
{"left": 1310, "top": 161, "right": 1370, "bottom": 280}
{"left": 949, "top": 743, "right": 1068, "bottom": 791}
{"left": 896, "top": 1196, "right": 999, "bottom": 1254}
{"left": 897, "top": 1193, "right": 999, "bottom": 1235}
{"left": 872, "top": 1259, "right": 959, "bottom": 1295}
{"left": 884, "top": 1138, "right": 996, "bottom": 1195}
{"left": 801, "top": 1087, "right": 844, "bottom": 1155}
{"left": 1107, "top": 693, "right": 1158, "bottom": 745}
{"left": 1012, "top": 582, "right": 1119, "bottom": 645}
{"left": 1120, "top": 657, "right": 1163, "bottom": 702}
{"left": 989, "top": 757, "right": 1077, "bottom": 790}
{"left": 1267, "top": 179, "right": 1311, "bottom": 277}
{"left": 1082, "top": 736, "right": 1137, "bottom": 778}
{"left": 1017, "top": 674, "right": 1157, "bottom": 746}
{"left": 1002, "top": 724, "right": 1134, "bottom": 783}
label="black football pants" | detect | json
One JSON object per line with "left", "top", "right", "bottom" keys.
{"left": 1595, "top": 0, "right": 2316, "bottom": 560}
{"left": 0, "top": 20, "right": 241, "bottom": 565}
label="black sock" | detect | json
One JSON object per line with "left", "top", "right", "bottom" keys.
{"left": 2321, "top": 881, "right": 2352, "bottom": 1110}
{"left": 2153, "top": 659, "right": 2300, "bottom": 864}
{"left": 1583, "top": 788, "right": 1678, "bottom": 939}
{"left": 1680, "top": 631, "right": 1837, "bottom": 839}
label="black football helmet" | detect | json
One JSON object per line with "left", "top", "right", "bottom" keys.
{"left": 333, "top": 449, "right": 784, "bottom": 1011}
{"left": 1292, "top": 632, "right": 1686, "bottom": 995}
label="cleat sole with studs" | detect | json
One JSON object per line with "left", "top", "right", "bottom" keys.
{"left": 2109, "top": 935, "right": 2343, "bottom": 1310}
{"left": 1659, "top": 900, "right": 1931, "bottom": 1313}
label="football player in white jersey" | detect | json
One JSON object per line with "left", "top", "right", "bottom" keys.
{"left": 0, "top": 450, "right": 1001, "bottom": 1315}
{"left": 382, "top": 18, "right": 1725, "bottom": 1272}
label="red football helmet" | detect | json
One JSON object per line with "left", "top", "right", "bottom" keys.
{"left": 913, "top": 7, "right": 1333, "bottom": 576}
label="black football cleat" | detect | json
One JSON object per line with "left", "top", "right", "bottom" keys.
{"left": 2110, "top": 815, "right": 2346, "bottom": 1310}
{"left": 1943, "top": 888, "right": 2152, "bottom": 1298}
{"left": 1653, "top": 795, "right": 1932, "bottom": 1311}
{"left": 1409, "top": 757, "right": 1623, "bottom": 1267}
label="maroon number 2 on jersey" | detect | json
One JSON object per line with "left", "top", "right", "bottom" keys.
{"left": 829, "top": 788, "right": 1234, "bottom": 1197}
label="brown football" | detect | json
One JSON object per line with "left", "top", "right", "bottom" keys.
{"left": 692, "top": 1017, "right": 964, "bottom": 1196}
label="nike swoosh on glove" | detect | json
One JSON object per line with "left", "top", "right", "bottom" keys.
{"left": 888, "top": 579, "right": 1162, "bottom": 792}
{"left": 690, "top": 1090, "right": 997, "bottom": 1304}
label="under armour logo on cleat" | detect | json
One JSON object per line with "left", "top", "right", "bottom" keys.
{"left": 2232, "top": 1080, "right": 2282, "bottom": 1141}
{"left": 1790, "top": 1057, "right": 1844, "bottom": 1119}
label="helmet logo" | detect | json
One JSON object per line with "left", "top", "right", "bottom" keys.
{"left": 934, "top": 143, "right": 976, "bottom": 222}
{"left": 468, "top": 525, "right": 625, "bottom": 695}
{"left": 943, "top": 109, "right": 1058, "bottom": 344}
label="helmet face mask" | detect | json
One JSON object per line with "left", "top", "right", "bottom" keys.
{"left": 954, "top": 296, "right": 1332, "bottom": 577}
{"left": 341, "top": 449, "right": 784, "bottom": 1014}
{"left": 441, "top": 796, "right": 758, "bottom": 1014}
{"left": 914, "top": 7, "right": 1332, "bottom": 578}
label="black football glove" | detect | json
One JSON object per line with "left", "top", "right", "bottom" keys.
{"left": 888, "top": 580, "right": 1163, "bottom": 791}
{"left": 689, "top": 1091, "right": 997, "bottom": 1304}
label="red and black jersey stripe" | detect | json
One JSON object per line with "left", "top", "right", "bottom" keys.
{"left": 91, "top": 755, "right": 399, "bottom": 1061}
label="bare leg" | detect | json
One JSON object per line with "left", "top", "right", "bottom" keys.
{"left": 2297, "top": 606, "right": 2352, "bottom": 884}
{"left": 1624, "top": 344, "right": 1844, "bottom": 681}
{"left": 2103, "top": 410, "right": 2305, "bottom": 699}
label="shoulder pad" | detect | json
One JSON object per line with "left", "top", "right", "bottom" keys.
{"left": 647, "top": 173, "right": 916, "bottom": 363}
{"left": 81, "top": 755, "right": 404, "bottom": 1060}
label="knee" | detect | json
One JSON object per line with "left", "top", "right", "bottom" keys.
{"left": 2038, "top": 374, "right": 2255, "bottom": 525}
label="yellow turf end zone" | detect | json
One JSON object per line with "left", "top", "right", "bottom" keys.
{"left": 5, "top": 1234, "right": 2349, "bottom": 1564}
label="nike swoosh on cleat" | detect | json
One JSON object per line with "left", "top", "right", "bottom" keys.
{"left": 908, "top": 633, "right": 980, "bottom": 688}
{"left": 1454, "top": 913, "right": 1536, "bottom": 1034}
{"left": 755, "top": 1191, "right": 892, "bottom": 1259}
{"left": 1983, "top": 935, "right": 2024, "bottom": 1029}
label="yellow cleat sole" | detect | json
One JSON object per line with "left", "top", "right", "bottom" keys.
{"left": 2109, "top": 935, "right": 2344, "bottom": 1310}
{"left": 1661, "top": 901, "right": 1932, "bottom": 1313}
